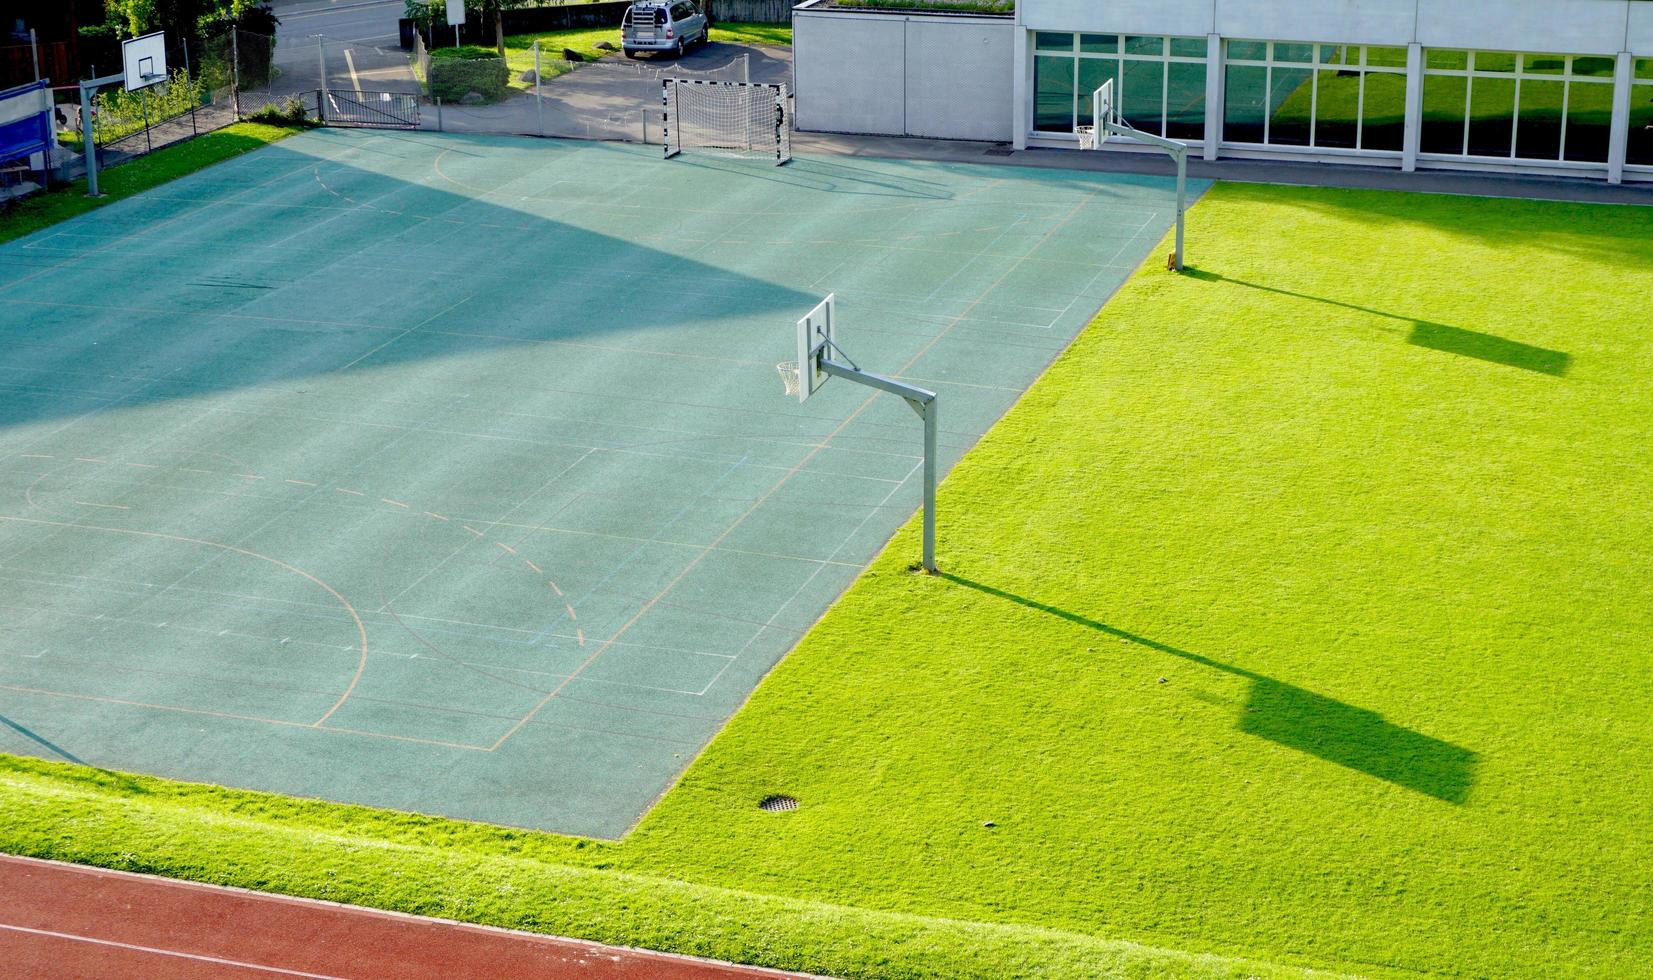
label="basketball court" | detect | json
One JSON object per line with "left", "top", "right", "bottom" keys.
{"left": 0, "top": 129, "right": 1198, "bottom": 836}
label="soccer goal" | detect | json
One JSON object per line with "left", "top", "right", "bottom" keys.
{"left": 662, "top": 78, "right": 790, "bottom": 166}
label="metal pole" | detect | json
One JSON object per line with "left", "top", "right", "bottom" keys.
{"left": 920, "top": 398, "right": 937, "bottom": 573}
{"left": 231, "top": 31, "right": 241, "bottom": 120}
{"left": 316, "top": 35, "right": 326, "bottom": 93}
{"left": 183, "top": 37, "right": 196, "bottom": 136}
{"left": 534, "top": 40, "right": 543, "bottom": 137}
{"left": 80, "top": 82, "right": 98, "bottom": 196}
{"left": 1174, "top": 151, "right": 1187, "bottom": 271}
{"left": 140, "top": 86, "right": 152, "bottom": 153}
{"left": 436, "top": 96, "right": 443, "bottom": 131}
{"left": 29, "top": 28, "right": 39, "bottom": 82}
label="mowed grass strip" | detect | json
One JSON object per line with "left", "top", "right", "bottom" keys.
{"left": 2, "top": 180, "right": 1648, "bottom": 978}
{"left": 624, "top": 184, "right": 1653, "bottom": 977}
{"left": 0, "top": 758, "right": 1325, "bottom": 980}
{"left": 0, "top": 123, "right": 300, "bottom": 245}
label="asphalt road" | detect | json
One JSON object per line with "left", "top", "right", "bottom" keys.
{"left": 267, "top": 0, "right": 418, "bottom": 95}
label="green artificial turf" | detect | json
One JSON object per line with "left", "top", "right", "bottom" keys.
{"left": 0, "top": 122, "right": 299, "bottom": 245}
{"left": 4, "top": 182, "right": 1650, "bottom": 977}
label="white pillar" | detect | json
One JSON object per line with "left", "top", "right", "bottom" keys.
{"left": 1204, "top": 33, "right": 1222, "bottom": 161}
{"left": 1607, "top": 51, "right": 1632, "bottom": 184}
{"left": 1012, "top": 27, "right": 1030, "bottom": 150}
{"left": 1402, "top": 42, "right": 1423, "bottom": 172}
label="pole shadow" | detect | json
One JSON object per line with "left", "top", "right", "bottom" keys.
{"left": 1185, "top": 269, "right": 1571, "bottom": 377}
{"left": 941, "top": 574, "right": 1477, "bottom": 804}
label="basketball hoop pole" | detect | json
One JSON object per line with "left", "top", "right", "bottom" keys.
{"left": 78, "top": 71, "right": 124, "bottom": 197}
{"left": 819, "top": 358, "right": 938, "bottom": 574}
{"left": 1102, "top": 120, "right": 1188, "bottom": 271}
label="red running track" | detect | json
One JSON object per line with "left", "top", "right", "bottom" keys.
{"left": 0, "top": 855, "right": 819, "bottom": 979}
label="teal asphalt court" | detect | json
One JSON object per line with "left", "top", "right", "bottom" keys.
{"left": 0, "top": 130, "right": 1197, "bottom": 836}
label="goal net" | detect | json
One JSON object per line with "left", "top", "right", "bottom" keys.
{"left": 662, "top": 79, "right": 790, "bottom": 166}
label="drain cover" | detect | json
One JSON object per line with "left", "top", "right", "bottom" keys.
{"left": 983, "top": 146, "right": 1015, "bottom": 156}
{"left": 758, "top": 794, "right": 798, "bottom": 812}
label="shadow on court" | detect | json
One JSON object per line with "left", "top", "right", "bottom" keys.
{"left": 941, "top": 574, "right": 1478, "bottom": 804}
{"left": 0, "top": 129, "right": 1188, "bottom": 834}
{"left": 1184, "top": 269, "right": 1571, "bottom": 377}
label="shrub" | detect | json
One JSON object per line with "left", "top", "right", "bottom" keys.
{"left": 246, "top": 96, "right": 317, "bottom": 127}
{"left": 427, "top": 50, "right": 510, "bottom": 103}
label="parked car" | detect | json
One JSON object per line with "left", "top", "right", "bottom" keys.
{"left": 621, "top": 0, "right": 708, "bottom": 59}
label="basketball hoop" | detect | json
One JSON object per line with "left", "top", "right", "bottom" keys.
{"left": 777, "top": 360, "right": 801, "bottom": 397}
{"left": 1076, "top": 125, "right": 1097, "bottom": 150}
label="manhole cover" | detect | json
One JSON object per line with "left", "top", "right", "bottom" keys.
{"left": 758, "top": 794, "right": 798, "bottom": 812}
{"left": 984, "top": 146, "right": 1015, "bottom": 156}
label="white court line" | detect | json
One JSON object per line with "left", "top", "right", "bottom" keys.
{"left": 0, "top": 923, "right": 346, "bottom": 980}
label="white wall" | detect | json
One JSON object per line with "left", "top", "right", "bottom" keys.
{"left": 1417, "top": 0, "right": 1631, "bottom": 55}
{"left": 905, "top": 19, "right": 1014, "bottom": 140}
{"left": 1020, "top": 0, "right": 1648, "bottom": 53}
{"left": 794, "top": 6, "right": 1014, "bottom": 141}
{"left": 1216, "top": 0, "right": 1417, "bottom": 46}
{"left": 1022, "top": 0, "right": 1211, "bottom": 37}
{"left": 794, "top": 12, "right": 905, "bottom": 136}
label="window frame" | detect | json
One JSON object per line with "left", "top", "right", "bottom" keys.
{"left": 1420, "top": 50, "right": 1618, "bottom": 163}
{"left": 1221, "top": 40, "right": 1407, "bottom": 153}
{"left": 1030, "top": 33, "right": 1207, "bottom": 142}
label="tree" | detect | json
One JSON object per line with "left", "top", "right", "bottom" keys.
{"left": 405, "top": 0, "right": 533, "bottom": 57}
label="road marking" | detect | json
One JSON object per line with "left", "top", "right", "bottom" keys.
{"left": 73, "top": 501, "right": 129, "bottom": 510}
{"left": 344, "top": 48, "right": 363, "bottom": 93}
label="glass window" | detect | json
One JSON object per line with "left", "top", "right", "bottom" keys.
{"left": 1080, "top": 34, "right": 1117, "bottom": 55}
{"left": 1034, "top": 55, "right": 1075, "bottom": 131}
{"left": 1629, "top": 84, "right": 1653, "bottom": 166}
{"left": 1267, "top": 67, "right": 1313, "bottom": 145}
{"left": 1467, "top": 76, "right": 1515, "bottom": 156}
{"left": 1228, "top": 40, "right": 1267, "bottom": 62}
{"left": 1638, "top": 58, "right": 1653, "bottom": 80}
{"left": 1125, "top": 35, "right": 1164, "bottom": 56}
{"left": 1361, "top": 72, "right": 1407, "bottom": 151}
{"left": 1427, "top": 49, "right": 1468, "bottom": 71}
{"left": 1563, "top": 79, "right": 1613, "bottom": 162}
{"left": 1515, "top": 78, "right": 1564, "bottom": 159}
{"left": 1367, "top": 47, "right": 1408, "bottom": 69}
{"left": 1318, "top": 44, "right": 1350, "bottom": 65}
{"left": 1522, "top": 54, "right": 1566, "bottom": 76}
{"left": 1422, "top": 74, "right": 1468, "bottom": 154}
{"left": 1077, "top": 58, "right": 1118, "bottom": 125}
{"left": 1313, "top": 67, "right": 1358, "bottom": 148}
{"left": 1036, "top": 32, "right": 1074, "bottom": 52}
{"left": 1274, "top": 43, "right": 1314, "bottom": 64}
{"left": 1571, "top": 56, "right": 1615, "bottom": 78}
{"left": 1170, "top": 37, "right": 1206, "bottom": 58}
{"left": 1475, "top": 51, "right": 1517, "bottom": 73}
{"left": 1121, "top": 58, "right": 1166, "bottom": 135}
{"left": 1165, "top": 62, "right": 1206, "bottom": 140}
{"left": 1224, "top": 63, "right": 1268, "bottom": 142}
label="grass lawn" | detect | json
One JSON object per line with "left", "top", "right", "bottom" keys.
{"left": 3, "top": 181, "right": 1649, "bottom": 977}
{"left": 501, "top": 23, "right": 790, "bottom": 91}
{"left": 0, "top": 123, "right": 300, "bottom": 246}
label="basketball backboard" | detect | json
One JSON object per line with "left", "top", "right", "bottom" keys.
{"left": 793, "top": 293, "right": 835, "bottom": 403}
{"left": 122, "top": 31, "right": 167, "bottom": 92}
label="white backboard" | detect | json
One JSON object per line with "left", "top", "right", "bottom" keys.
{"left": 446, "top": 0, "right": 467, "bottom": 25}
{"left": 795, "top": 294, "right": 835, "bottom": 403}
{"left": 122, "top": 31, "right": 167, "bottom": 92}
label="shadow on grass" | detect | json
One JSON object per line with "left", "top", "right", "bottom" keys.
{"left": 1186, "top": 269, "right": 1571, "bottom": 377}
{"left": 941, "top": 574, "right": 1478, "bottom": 804}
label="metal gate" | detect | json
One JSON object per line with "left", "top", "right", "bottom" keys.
{"left": 318, "top": 89, "right": 420, "bottom": 129}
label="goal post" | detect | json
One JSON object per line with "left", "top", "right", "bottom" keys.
{"left": 662, "top": 78, "right": 790, "bottom": 166}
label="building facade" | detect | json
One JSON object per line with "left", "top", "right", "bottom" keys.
{"left": 1013, "top": 0, "right": 1653, "bottom": 182}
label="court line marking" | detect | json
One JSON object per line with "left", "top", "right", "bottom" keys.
{"left": 0, "top": 923, "right": 346, "bottom": 980}
{"left": 0, "top": 515, "right": 369, "bottom": 729}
